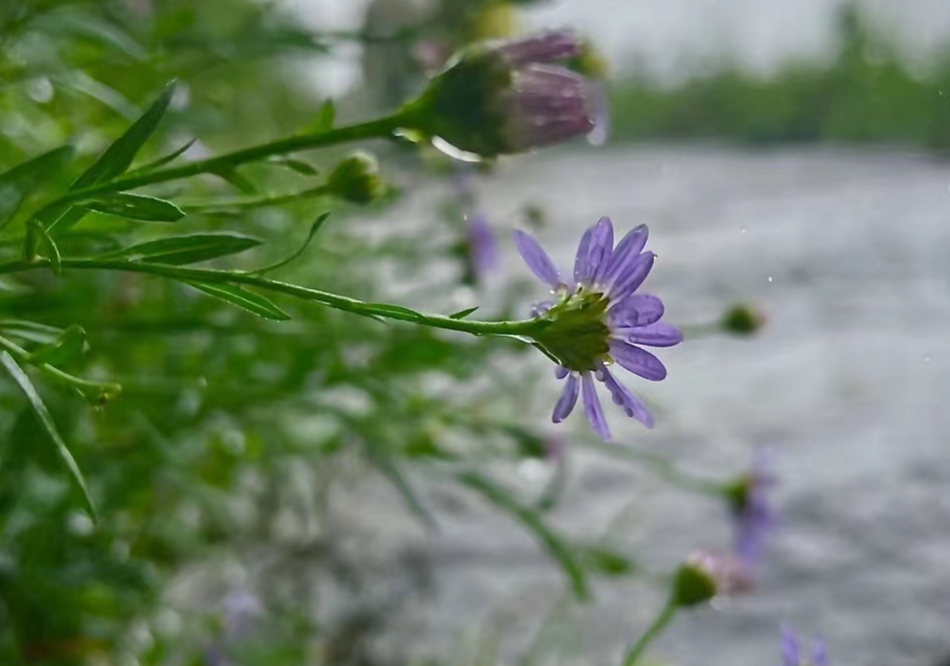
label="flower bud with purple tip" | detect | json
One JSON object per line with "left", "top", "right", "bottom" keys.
{"left": 402, "top": 31, "right": 596, "bottom": 158}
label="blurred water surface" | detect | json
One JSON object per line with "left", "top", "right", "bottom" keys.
{"left": 328, "top": 145, "right": 950, "bottom": 666}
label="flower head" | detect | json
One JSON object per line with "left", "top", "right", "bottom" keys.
{"left": 725, "top": 449, "right": 778, "bottom": 569}
{"left": 515, "top": 217, "right": 682, "bottom": 440}
{"left": 781, "top": 626, "right": 829, "bottom": 666}
{"left": 404, "top": 31, "right": 595, "bottom": 158}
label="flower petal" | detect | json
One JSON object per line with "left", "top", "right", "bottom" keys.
{"left": 554, "top": 365, "right": 569, "bottom": 380}
{"left": 601, "top": 224, "right": 648, "bottom": 288}
{"left": 552, "top": 373, "right": 579, "bottom": 423}
{"left": 619, "top": 322, "right": 683, "bottom": 348}
{"left": 588, "top": 216, "right": 614, "bottom": 283}
{"left": 781, "top": 627, "right": 801, "bottom": 666}
{"left": 812, "top": 637, "right": 828, "bottom": 666}
{"left": 609, "top": 251, "right": 655, "bottom": 300}
{"left": 599, "top": 365, "right": 655, "bottom": 427}
{"left": 493, "top": 31, "right": 582, "bottom": 67}
{"left": 609, "top": 341, "right": 667, "bottom": 380}
{"left": 581, "top": 372, "right": 611, "bottom": 440}
{"left": 573, "top": 226, "right": 594, "bottom": 285}
{"left": 513, "top": 230, "right": 560, "bottom": 287}
{"left": 608, "top": 294, "right": 665, "bottom": 328}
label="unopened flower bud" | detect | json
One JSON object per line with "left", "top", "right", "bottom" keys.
{"left": 720, "top": 303, "right": 767, "bottom": 336}
{"left": 327, "top": 152, "right": 385, "bottom": 204}
{"left": 402, "top": 31, "right": 595, "bottom": 158}
{"left": 672, "top": 551, "right": 754, "bottom": 607}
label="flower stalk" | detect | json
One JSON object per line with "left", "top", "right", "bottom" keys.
{"left": 0, "top": 257, "right": 548, "bottom": 340}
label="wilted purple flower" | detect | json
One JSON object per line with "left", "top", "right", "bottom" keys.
{"left": 726, "top": 449, "right": 778, "bottom": 569}
{"left": 781, "top": 626, "right": 829, "bottom": 666}
{"left": 676, "top": 551, "right": 755, "bottom": 605}
{"left": 405, "top": 31, "right": 595, "bottom": 157}
{"left": 515, "top": 217, "right": 682, "bottom": 440}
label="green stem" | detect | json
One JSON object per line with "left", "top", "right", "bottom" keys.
{"left": 0, "top": 258, "right": 544, "bottom": 339}
{"left": 0, "top": 334, "right": 121, "bottom": 398}
{"left": 622, "top": 599, "right": 678, "bottom": 666}
{"left": 180, "top": 185, "right": 331, "bottom": 214}
{"left": 29, "top": 114, "right": 404, "bottom": 222}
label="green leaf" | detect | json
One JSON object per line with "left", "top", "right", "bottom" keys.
{"left": 127, "top": 138, "right": 197, "bottom": 175}
{"left": 0, "top": 351, "right": 96, "bottom": 520}
{"left": 211, "top": 167, "right": 256, "bottom": 194}
{"left": 580, "top": 546, "right": 637, "bottom": 577}
{"left": 25, "top": 220, "right": 62, "bottom": 272}
{"left": 303, "top": 99, "right": 335, "bottom": 134}
{"left": 457, "top": 471, "right": 588, "bottom": 600}
{"left": 72, "top": 81, "right": 177, "bottom": 190}
{"left": 252, "top": 212, "right": 329, "bottom": 275}
{"left": 268, "top": 157, "right": 317, "bottom": 176}
{"left": 84, "top": 193, "right": 184, "bottom": 222}
{"left": 362, "top": 302, "right": 426, "bottom": 323}
{"left": 0, "top": 320, "right": 64, "bottom": 346}
{"left": 104, "top": 233, "right": 262, "bottom": 265}
{"left": 40, "top": 225, "right": 62, "bottom": 273}
{"left": 46, "top": 81, "right": 177, "bottom": 234}
{"left": 0, "top": 146, "right": 75, "bottom": 229}
{"left": 29, "top": 325, "right": 86, "bottom": 366}
{"left": 184, "top": 281, "right": 290, "bottom": 320}
{"left": 449, "top": 306, "right": 479, "bottom": 320}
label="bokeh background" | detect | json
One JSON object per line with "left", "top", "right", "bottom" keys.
{"left": 2, "top": 1, "right": 950, "bottom": 665}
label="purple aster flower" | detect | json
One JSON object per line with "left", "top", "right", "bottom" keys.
{"left": 781, "top": 626, "right": 829, "bottom": 666}
{"left": 514, "top": 217, "right": 682, "bottom": 440}
{"left": 405, "top": 31, "right": 595, "bottom": 157}
{"left": 726, "top": 449, "right": 778, "bottom": 569}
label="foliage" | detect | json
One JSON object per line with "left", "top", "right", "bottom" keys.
{"left": 609, "top": 4, "right": 950, "bottom": 151}
{"left": 0, "top": 2, "right": 759, "bottom": 666}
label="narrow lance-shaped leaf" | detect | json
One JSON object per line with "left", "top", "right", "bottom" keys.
{"left": 73, "top": 80, "right": 176, "bottom": 189}
{"left": 102, "top": 233, "right": 262, "bottom": 265}
{"left": 252, "top": 212, "right": 329, "bottom": 275}
{"left": 29, "top": 325, "right": 86, "bottom": 366}
{"left": 183, "top": 281, "right": 290, "bottom": 320}
{"left": 268, "top": 157, "right": 317, "bottom": 176}
{"left": 301, "top": 99, "right": 335, "bottom": 134}
{"left": 0, "top": 145, "right": 75, "bottom": 229}
{"left": 449, "top": 306, "right": 479, "bottom": 320}
{"left": 456, "top": 470, "right": 588, "bottom": 600}
{"left": 210, "top": 167, "right": 256, "bottom": 194}
{"left": 46, "top": 81, "right": 176, "bottom": 234}
{"left": 126, "top": 138, "right": 197, "bottom": 175}
{"left": 0, "top": 351, "right": 97, "bottom": 520}
{"left": 84, "top": 193, "right": 184, "bottom": 222}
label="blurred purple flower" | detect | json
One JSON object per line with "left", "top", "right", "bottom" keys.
{"left": 781, "top": 626, "right": 829, "bottom": 666}
{"left": 412, "top": 31, "right": 595, "bottom": 156}
{"left": 728, "top": 449, "right": 778, "bottom": 569}
{"left": 204, "top": 590, "right": 263, "bottom": 666}
{"left": 466, "top": 212, "right": 499, "bottom": 280}
{"left": 515, "top": 217, "right": 682, "bottom": 440}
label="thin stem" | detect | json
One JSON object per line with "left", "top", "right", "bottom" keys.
{"left": 0, "top": 334, "right": 121, "bottom": 397}
{"left": 621, "top": 599, "right": 678, "bottom": 666}
{"left": 180, "top": 185, "right": 331, "bottom": 214}
{"left": 0, "top": 258, "right": 544, "bottom": 339}
{"left": 28, "top": 114, "right": 404, "bottom": 223}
